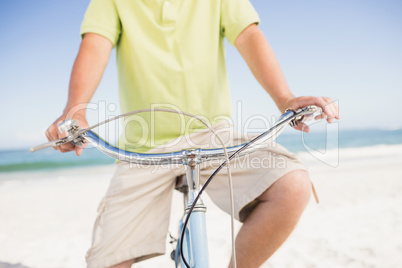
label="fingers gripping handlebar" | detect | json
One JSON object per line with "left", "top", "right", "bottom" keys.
{"left": 287, "top": 106, "right": 321, "bottom": 127}
{"left": 29, "top": 120, "right": 86, "bottom": 152}
{"left": 57, "top": 120, "right": 86, "bottom": 147}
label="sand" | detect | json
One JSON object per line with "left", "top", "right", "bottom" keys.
{"left": 0, "top": 145, "right": 401, "bottom": 268}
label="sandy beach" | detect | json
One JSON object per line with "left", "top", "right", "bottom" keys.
{"left": 1, "top": 144, "right": 401, "bottom": 268}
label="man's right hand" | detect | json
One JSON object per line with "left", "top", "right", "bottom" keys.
{"left": 45, "top": 113, "right": 89, "bottom": 156}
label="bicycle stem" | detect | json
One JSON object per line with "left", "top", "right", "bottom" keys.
{"left": 183, "top": 150, "right": 206, "bottom": 210}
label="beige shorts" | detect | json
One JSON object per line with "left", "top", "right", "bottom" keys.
{"left": 85, "top": 122, "right": 306, "bottom": 267}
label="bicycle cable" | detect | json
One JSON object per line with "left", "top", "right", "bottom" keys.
{"left": 46, "top": 107, "right": 303, "bottom": 268}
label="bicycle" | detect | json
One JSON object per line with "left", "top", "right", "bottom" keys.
{"left": 31, "top": 105, "right": 320, "bottom": 268}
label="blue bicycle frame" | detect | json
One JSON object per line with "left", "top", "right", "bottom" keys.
{"left": 176, "top": 210, "right": 209, "bottom": 267}
{"left": 174, "top": 154, "right": 210, "bottom": 268}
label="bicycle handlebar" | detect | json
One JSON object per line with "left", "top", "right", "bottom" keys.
{"left": 30, "top": 106, "right": 320, "bottom": 165}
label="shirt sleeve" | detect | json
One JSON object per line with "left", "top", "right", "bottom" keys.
{"left": 221, "top": 0, "right": 260, "bottom": 46}
{"left": 80, "top": 0, "right": 121, "bottom": 46}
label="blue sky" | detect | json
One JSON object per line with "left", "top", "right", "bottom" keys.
{"left": 0, "top": 0, "right": 401, "bottom": 150}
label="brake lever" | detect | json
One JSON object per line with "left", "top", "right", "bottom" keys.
{"left": 29, "top": 120, "right": 86, "bottom": 152}
{"left": 288, "top": 106, "right": 322, "bottom": 127}
{"left": 58, "top": 119, "right": 86, "bottom": 146}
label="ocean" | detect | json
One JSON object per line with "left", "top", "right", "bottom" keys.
{"left": 0, "top": 129, "right": 401, "bottom": 173}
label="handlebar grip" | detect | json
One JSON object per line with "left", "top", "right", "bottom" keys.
{"left": 29, "top": 140, "right": 59, "bottom": 152}
{"left": 30, "top": 136, "right": 70, "bottom": 152}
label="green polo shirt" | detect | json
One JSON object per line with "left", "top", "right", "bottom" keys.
{"left": 81, "top": 0, "right": 259, "bottom": 152}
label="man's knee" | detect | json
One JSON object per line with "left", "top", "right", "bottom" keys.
{"left": 259, "top": 169, "right": 312, "bottom": 207}
{"left": 282, "top": 170, "right": 312, "bottom": 204}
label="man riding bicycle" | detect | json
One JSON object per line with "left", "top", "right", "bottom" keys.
{"left": 46, "top": 0, "right": 339, "bottom": 267}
